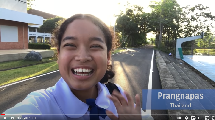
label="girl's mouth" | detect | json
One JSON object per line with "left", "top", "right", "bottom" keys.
{"left": 71, "top": 68, "right": 94, "bottom": 76}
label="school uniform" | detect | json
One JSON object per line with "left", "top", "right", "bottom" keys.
{"left": 3, "top": 77, "right": 153, "bottom": 120}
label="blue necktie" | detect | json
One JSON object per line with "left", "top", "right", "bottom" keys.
{"left": 86, "top": 99, "right": 107, "bottom": 120}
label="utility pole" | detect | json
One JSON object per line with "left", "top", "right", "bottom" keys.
{"left": 158, "top": 0, "right": 164, "bottom": 48}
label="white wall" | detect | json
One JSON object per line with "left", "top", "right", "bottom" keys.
{"left": 29, "top": 25, "right": 41, "bottom": 28}
{"left": 0, "top": 25, "right": 18, "bottom": 42}
{"left": 0, "top": 0, "right": 27, "bottom": 13}
{"left": 0, "top": 8, "right": 43, "bottom": 25}
{"left": 176, "top": 35, "right": 202, "bottom": 59}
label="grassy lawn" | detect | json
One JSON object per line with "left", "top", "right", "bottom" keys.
{"left": 0, "top": 47, "right": 129, "bottom": 87}
{"left": 0, "top": 48, "right": 58, "bottom": 71}
{"left": 195, "top": 49, "right": 215, "bottom": 55}
{"left": 0, "top": 61, "right": 59, "bottom": 86}
{"left": 0, "top": 48, "right": 59, "bottom": 86}
{"left": 0, "top": 58, "right": 56, "bottom": 71}
{"left": 112, "top": 48, "right": 127, "bottom": 54}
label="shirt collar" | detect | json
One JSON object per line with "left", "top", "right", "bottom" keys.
{"left": 52, "top": 77, "right": 110, "bottom": 118}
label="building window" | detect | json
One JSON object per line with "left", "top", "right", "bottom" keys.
{"left": 0, "top": 25, "right": 18, "bottom": 42}
{"left": 29, "top": 27, "right": 36, "bottom": 32}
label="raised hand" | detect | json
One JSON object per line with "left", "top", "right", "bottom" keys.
{"left": 106, "top": 90, "right": 142, "bottom": 120}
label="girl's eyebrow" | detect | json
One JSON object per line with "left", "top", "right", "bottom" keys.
{"left": 89, "top": 37, "right": 104, "bottom": 43}
{"left": 62, "top": 36, "right": 77, "bottom": 41}
{"left": 62, "top": 36, "right": 104, "bottom": 43}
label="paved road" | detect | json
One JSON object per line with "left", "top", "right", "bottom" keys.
{"left": 0, "top": 47, "right": 168, "bottom": 120}
{"left": 0, "top": 71, "right": 61, "bottom": 113}
{"left": 110, "top": 47, "right": 168, "bottom": 120}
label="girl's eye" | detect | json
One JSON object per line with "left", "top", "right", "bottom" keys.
{"left": 64, "top": 43, "right": 76, "bottom": 47}
{"left": 91, "top": 45, "right": 103, "bottom": 49}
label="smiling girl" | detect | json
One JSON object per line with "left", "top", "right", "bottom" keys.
{"left": 3, "top": 14, "right": 153, "bottom": 120}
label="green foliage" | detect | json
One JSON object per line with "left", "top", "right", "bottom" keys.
{"left": 180, "top": 4, "right": 215, "bottom": 38}
{"left": 115, "top": 0, "right": 182, "bottom": 48}
{"left": 28, "top": 43, "right": 51, "bottom": 49}
{"left": 115, "top": 0, "right": 215, "bottom": 51}
{"left": 38, "top": 17, "right": 64, "bottom": 33}
{"left": 195, "top": 32, "right": 215, "bottom": 49}
{"left": 27, "top": 0, "right": 35, "bottom": 10}
{"left": 149, "top": 0, "right": 181, "bottom": 48}
{"left": 116, "top": 4, "right": 148, "bottom": 47}
{"left": 116, "top": 15, "right": 138, "bottom": 35}
{"left": 55, "top": 19, "right": 66, "bottom": 28}
{"left": 195, "top": 49, "right": 215, "bottom": 55}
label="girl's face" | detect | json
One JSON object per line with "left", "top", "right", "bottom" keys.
{"left": 58, "top": 19, "right": 110, "bottom": 90}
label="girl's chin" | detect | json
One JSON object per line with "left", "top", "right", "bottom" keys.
{"left": 69, "top": 83, "right": 96, "bottom": 91}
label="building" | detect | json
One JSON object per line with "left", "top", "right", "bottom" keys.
{"left": 27, "top": 9, "right": 58, "bottom": 44}
{"left": 0, "top": 0, "right": 43, "bottom": 50}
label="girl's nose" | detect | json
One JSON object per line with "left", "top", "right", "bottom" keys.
{"left": 74, "top": 49, "right": 92, "bottom": 63}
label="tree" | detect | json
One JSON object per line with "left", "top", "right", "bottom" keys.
{"left": 27, "top": 0, "right": 35, "bottom": 10}
{"left": 38, "top": 17, "right": 64, "bottom": 33}
{"left": 115, "top": 3, "right": 150, "bottom": 47}
{"left": 179, "top": 4, "right": 215, "bottom": 54}
{"left": 115, "top": 0, "right": 215, "bottom": 52}
{"left": 55, "top": 19, "right": 65, "bottom": 28}
{"left": 116, "top": 14, "right": 138, "bottom": 47}
{"left": 149, "top": 0, "right": 181, "bottom": 49}
{"left": 180, "top": 4, "right": 215, "bottom": 38}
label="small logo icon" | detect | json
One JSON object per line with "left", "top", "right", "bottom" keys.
{"left": 11, "top": 117, "right": 15, "bottom": 119}
{"left": 191, "top": 116, "right": 196, "bottom": 120}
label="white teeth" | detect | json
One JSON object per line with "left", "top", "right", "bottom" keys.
{"left": 76, "top": 73, "right": 90, "bottom": 76}
{"left": 73, "top": 68, "right": 92, "bottom": 73}
{"left": 73, "top": 68, "right": 93, "bottom": 76}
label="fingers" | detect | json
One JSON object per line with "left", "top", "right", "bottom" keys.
{"left": 106, "top": 110, "right": 118, "bottom": 120}
{"left": 124, "top": 91, "right": 134, "bottom": 107}
{"left": 134, "top": 94, "right": 141, "bottom": 111}
{"left": 107, "top": 92, "right": 142, "bottom": 120}
{"left": 107, "top": 94, "right": 122, "bottom": 109}
{"left": 112, "top": 90, "right": 128, "bottom": 106}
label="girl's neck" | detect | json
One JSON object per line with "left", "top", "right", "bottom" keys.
{"left": 71, "top": 85, "right": 98, "bottom": 103}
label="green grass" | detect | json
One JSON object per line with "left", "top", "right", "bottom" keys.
{"left": 0, "top": 58, "right": 55, "bottom": 71}
{"left": 0, "top": 47, "right": 129, "bottom": 87}
{"left": 0, "top": 48, "right": 58, "bottom": 71}
{"left": 0, "top": 61, "right": 59, "bottom": 86}
{"left": 195, "top": 49, "right": 215, "bottom": 55}
{"left": 112, "top": 48, "right": 126, "bottom": 54}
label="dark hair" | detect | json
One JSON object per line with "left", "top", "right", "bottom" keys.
{"left": 53, "top": 14, "right": 114, "bottom": 83}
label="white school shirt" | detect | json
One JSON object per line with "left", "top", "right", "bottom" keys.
{"left": 4, "top": 77, "right": 154, "bottom": 120}
{"left": 3, "top": 77, "right": 125, "bottom": 120}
